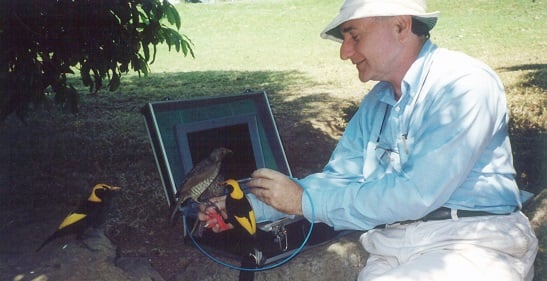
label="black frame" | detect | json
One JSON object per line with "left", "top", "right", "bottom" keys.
{"left": 142, "top": 91, "right": 291, "bottom": 207}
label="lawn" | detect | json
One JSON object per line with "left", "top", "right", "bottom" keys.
{"left": 0, "top": 0, "right": 545, "bottom": 280}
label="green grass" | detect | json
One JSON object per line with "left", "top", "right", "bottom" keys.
{"left": 151, "top": 0, "right": 361, "bottom": 92}
{"left": 430, "top": 0, "right": 546, "bottom": 59}
{"left": 154, "top": 0, "right": 547, "bottom": 78}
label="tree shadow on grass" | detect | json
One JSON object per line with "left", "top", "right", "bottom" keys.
{"left": 1, "top": 69, "right": 350, "bottom": 208}
{"left": 121, "top": 70, "right": 353, "bottom": 177}
{"left": 498, "top": 64, "right": 547, "bottom": 90}
{"left": 121, "top": 70, "right": 316, "bottom": 101}
{"left": 497, "top": 64, "right": 546, "bottom": 195}
{"left": 511, "top": 132, "right": 546, "bottom": 196}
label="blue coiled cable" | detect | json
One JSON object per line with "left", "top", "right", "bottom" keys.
{"left": 182, "top": 188, "right": 315, "bottom": 271}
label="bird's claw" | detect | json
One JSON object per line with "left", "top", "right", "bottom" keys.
{"left": 202, "top": 200, "right": 231, "bottom": 232}
{"left": 204, "top": 210, "right": 231, "bottom": 231}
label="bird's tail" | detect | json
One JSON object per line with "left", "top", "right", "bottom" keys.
{"left": 169, "top": 195, "right": 193, "bottom": 226}
{"left": 35, "top": 232, "right": 58, "bottom": 252}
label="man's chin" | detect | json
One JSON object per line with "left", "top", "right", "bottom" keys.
{"left": 358, "top": 72, "right": 371, "bottom": 83}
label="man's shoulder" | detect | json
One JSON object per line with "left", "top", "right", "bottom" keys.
{"left": 433, "top": 47, "right": 494, "bottom": 74}
{"left": 426, "top": 47, "right": 502, "bottom": 91}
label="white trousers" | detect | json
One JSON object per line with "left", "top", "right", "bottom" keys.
{"left": 358, "top": 212, "right": 538, "bottom": 281}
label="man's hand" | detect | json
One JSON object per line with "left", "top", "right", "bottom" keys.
{"left": 248, "top": 168, "right": 304, "bottom": 216}
{"left": 197, "top": 196, "right": 234, "bottom": 233}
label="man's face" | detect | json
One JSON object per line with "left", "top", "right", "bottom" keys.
{"left": 339, "top": 17, "right": 404, "bottom": 83}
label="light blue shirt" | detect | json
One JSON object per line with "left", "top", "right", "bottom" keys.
{"left": 249, "top": 40, "right": 522, "bottom": 230}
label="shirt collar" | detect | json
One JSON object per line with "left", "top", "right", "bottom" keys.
{"left": 401, "top": 40, "right": 438, "bottom": 100}
{"left": 375, "top": 41, "right": 438, "bottom": 106}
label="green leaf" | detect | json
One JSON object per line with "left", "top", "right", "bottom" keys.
{"left": 180, "top": 35, "right": 195, "bottom": 58}
{"left": 0, "top": 0, "right": 194, "bottom": 119}
{"left": 165, "top": 5, "right": 181, "bottom": 30}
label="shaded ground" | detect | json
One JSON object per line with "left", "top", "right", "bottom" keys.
{"left": 0, "top": 88, "right": 347, "bottom": 280}
{"left": 0, "top": 83, "right": 544, "bottom": 280}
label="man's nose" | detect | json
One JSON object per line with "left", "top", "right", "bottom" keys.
{"left": 340, "top": 38, "right": 355, "bottom": 61}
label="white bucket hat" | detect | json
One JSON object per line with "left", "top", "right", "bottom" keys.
{"left": 320, "top": 0, "right": 440, "bottom": 42}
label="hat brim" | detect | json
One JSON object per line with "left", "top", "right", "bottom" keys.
{"left": 321, "top": 11, "right": 439, "bottom": 43}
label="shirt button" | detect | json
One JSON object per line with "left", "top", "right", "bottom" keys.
{"left": 394, "top": 106, "right": 401, "bottom": 112}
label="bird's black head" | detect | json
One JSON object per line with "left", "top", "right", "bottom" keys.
{"left": 209, "top": 147, "right": 232, "bottom": 162}
{"left": 223, "top": 179, "right": 244, "bottom": 200}
{"left": 88, "top": 184, "right": 121, "bottom": 203}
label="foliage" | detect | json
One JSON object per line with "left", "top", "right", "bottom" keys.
{"left": 0, "top": 0, "right": 194, "bottom": 119}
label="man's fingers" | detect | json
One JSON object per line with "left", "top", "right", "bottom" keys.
{"left": 250, "top": 168, "right": 270, "bottom": 178}
{"left": 249, "top": 186, "right": 272, "bottom": 206}
{"left": 247, "top": 177, "right": 267, "bottom": 190}
{"left": 207, "top": 196, "right": 227, "bottom": 209}
{"left": 249, "top": 169, "right": 282, "bottom": 190}
{"left": 251, "top": 168, "right": 284, "bottom": 180}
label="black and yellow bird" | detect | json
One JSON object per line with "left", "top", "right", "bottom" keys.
{"left": 223, "top": 179, "right": 259, "bottom": 281}
{"left": 36, "top": 184, "right": 121, "bottom": 252}
{"left": 169, "top": 147, "right": 232, "bottom": 231}
{"left": 223, "top": 179, "right": 256, "bottom": 236}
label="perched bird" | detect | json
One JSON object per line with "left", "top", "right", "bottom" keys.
{"left": 36, "top": 184, "right": 121, "bottom": 252}
{"left": 223, "top": 179, "right": 259, "bottom": 281}
{"left": 169, "top": 147, "right": 232, "bottom": 229}
{"left": 223, "top": 179, "right": 256, "bottom": 236}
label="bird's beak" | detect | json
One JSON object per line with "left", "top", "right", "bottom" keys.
{"left": 110, "top": 186, "right": 121, "bottom": 191}
{"left": 221, "top": 178, "right": 251, "bottom": 186}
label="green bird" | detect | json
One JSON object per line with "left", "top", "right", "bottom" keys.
{"left": 169, "top": 147, "right": 232, "bottom": 230}
{"left": 36, "top": 184, "right": 121, "bottom": 252}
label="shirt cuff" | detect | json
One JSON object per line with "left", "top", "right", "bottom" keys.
{"left": 246, "top": 193, "right": 289, "bottom": 222}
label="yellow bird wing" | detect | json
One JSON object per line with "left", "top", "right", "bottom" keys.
{"left": 234, "top": 210, "right": 256, "bottom": 235}
{"left": 58, "top": 213, "right": 87, "bottom": 229}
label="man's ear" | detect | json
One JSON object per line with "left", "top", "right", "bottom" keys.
{"left": 393, "top": 15, "right": 413, "bottom": 40}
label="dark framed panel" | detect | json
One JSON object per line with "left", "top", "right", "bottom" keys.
{"left": 174, "top": 113, "right": 264, "bottom": 180}
{"left": 142, "top": 91, "right": 291, "bottom": 206}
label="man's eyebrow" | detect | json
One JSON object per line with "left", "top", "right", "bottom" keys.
{"left": 341, "top": 26, "right": 356, "bottom": 34}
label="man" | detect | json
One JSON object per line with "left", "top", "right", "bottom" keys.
{"left": 202, "top": 0, "right": 538, "bottom": 280}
